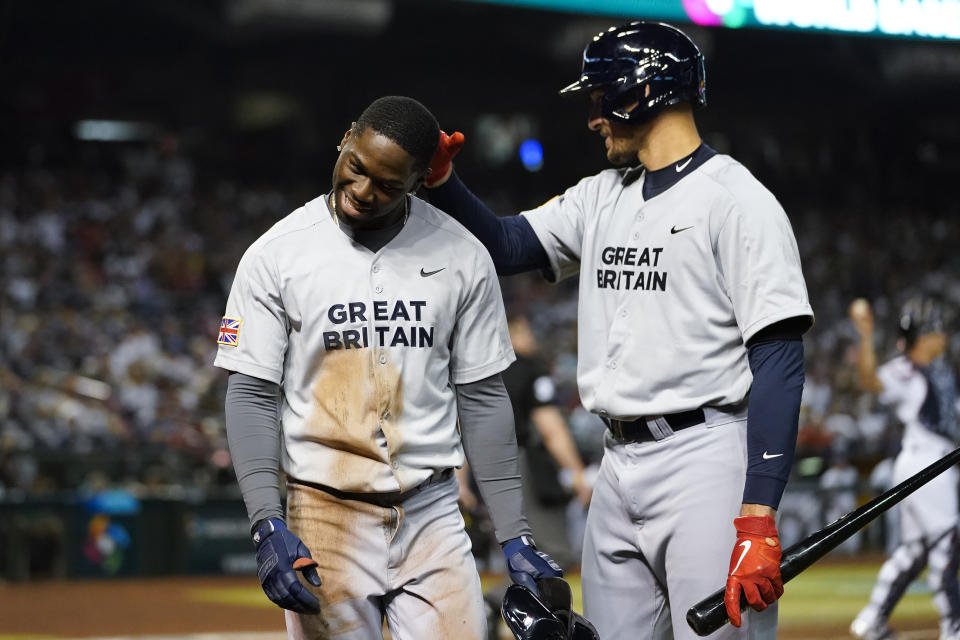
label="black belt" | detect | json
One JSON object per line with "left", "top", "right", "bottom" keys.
{"left": 289, "top": 468, "right": 454, "bottom": 507}
{"left": 605, "top": 409, "right": 705, "bottom": 443}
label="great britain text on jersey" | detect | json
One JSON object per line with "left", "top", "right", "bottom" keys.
{"left": 596, "top": 245, "right": 667, "bottom": 291}
{"left": 323, "top": 299, "right": 434, "bottom": 350}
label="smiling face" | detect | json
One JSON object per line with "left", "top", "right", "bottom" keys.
{"left": 331, "top": 126, "right": 424, "bottom": 230}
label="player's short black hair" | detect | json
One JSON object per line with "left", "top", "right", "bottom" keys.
{"left": 355, "top": 96, "right": 440, "bottom": 173}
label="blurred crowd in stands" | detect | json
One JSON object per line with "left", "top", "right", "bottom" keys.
{"left": 0, "top": 142, "right": 301, "bottom": 498}
{"left": 1, "top": 133, "right": 958, "bottom": 552}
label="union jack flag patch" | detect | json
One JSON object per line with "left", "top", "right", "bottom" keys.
{"left": 217, "top": 317, "right": 241, "bottom": 346}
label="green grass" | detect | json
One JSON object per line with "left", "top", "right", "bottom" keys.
{"left": 779, "top": 562, "right": 938, "bottom": 625}
{"left": 189, "top": 558, "right": 943, "bottom": 631}
{"left": 483, "top": 559, "right": 940, "bottom": 629}
{"left": 187, "top": 586, "right": 280, "bottom": 608}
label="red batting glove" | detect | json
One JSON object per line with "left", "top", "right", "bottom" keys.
{"left": 424, "top": 130, "right": 464, "bottom": 188}
{"left": 724, "top": 515, "right": 783, "bottom": 627}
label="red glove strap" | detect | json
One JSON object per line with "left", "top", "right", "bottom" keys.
{"left": 724, "top": 515, "right": 783, "bottom": 628}
{"left": 734, "top": 515, "right": 778, "bottom": 538}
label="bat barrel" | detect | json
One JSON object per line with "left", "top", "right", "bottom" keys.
{"left": 686, "top": 446, "right": 960, "bottom": 636}
{"left": 782, "top": 445, "right": 960, "bottom": 581}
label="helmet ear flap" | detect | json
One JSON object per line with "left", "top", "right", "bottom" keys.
{"left": 605, "top": 84, "right": 647, "bottom": 122}
{"left": 537, "top": 577, "right": 575, "bottom": 636}
{"left": 501, "top": 584, "right": 567, "bottom": 639}
{"left": 500, "top": 580, "right": 600, "bottom": 640}
{"left": 570, "top": 612, "right": 600, "bottom": 640}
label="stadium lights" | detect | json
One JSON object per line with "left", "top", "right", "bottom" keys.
{"left": 463, "top": 0, "right": 960, "bottom": 40}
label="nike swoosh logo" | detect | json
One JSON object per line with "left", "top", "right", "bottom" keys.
{"left": 420, "top": 267, "right": 445, "bottom": 277}
{"left": 675, "top": 157, "right": 693, "bottom": 172}
{"left": 670, "top": 225, "right": 693, "bottom": 234}
{"left": 732, "top": 540, "right": 751, "bottom": 574}
{"left": 763, "top": 451, "right": 784, "bottom": 460}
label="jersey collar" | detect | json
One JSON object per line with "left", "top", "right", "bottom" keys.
{"left": 323, "top": 191, "right": 409, "bottom": 251}
{"left": 637, "top": 143, "right": 717, "bottom": 201}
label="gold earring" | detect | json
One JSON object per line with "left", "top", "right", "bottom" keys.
{"left": 337, "top": 145, "right": 342, "bottom": 152}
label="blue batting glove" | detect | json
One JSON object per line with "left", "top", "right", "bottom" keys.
{"left": 252, "top": 518, "right": 322, "bottom": 614}
{"left": 502, "top": 535, "right": 563, "bottom": 596}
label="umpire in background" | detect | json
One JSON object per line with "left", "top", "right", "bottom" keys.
{"left": 458, "top": 312, "right": 593, "bottom": 638}
{"left": 502, "top": 313, "right": 592, "bottom": 567}
{"left": 457, "top": 314, "right": 592, "bottom": 565}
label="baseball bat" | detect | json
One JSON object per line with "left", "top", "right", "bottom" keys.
{"left": 686, "top": 446, "right": 960, "bottom": 636}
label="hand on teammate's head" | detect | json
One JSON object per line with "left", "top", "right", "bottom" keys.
{"left": 424, "top": 130, "right": 465, "bottom": 188}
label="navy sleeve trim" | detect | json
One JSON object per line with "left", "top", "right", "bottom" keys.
{"left": 427, "top": 171, "right": 549, "bottom": 275}
{"left": 742, "top": 338, "right": 805, "bottom": 508}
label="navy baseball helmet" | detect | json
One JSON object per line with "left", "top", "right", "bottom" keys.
{"left": 501, "top": 581, "right": 599, "bottom": 640}
{"left": 899, "top": 296, "right": 947, "bottom": 344}
{"left": 559, "top": 21, "right": 706, "bottom": 124}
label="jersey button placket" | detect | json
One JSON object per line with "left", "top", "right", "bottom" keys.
{"left": 606, "top": 213, "right": 643, "bottom": 383}
{"left": 632, "top": 209, "right": 644, "bottom": 240}
{"left": 371, "top": 256, "right": 383, "bottom": 291}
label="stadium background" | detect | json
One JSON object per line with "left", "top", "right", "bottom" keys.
{"left": 2, "top": 0, "right": 960, "bottom": 638}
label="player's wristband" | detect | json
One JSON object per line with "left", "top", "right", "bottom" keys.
{"left": 251, "top": 517, "right": 286, "bottom": 547}
{"left": 502, "top": 535, "right": 537, "bottom": 554}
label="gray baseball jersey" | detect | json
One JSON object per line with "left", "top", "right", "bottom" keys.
{"left": 877, "top": 355, "right": 958, "bottom": 540}
{"left": 521, "top": 153, "right": 812, "bottom": 419}
{"left": 521, "top": 152, "right": 809, "bottom": 640}
{"left": 214, "top": 193, "right": 515, "bottom": 493}
{"left": 851, "top": 355, "right": 960, "bottom": 637}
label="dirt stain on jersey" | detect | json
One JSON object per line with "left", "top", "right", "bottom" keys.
{"left": 307, "top": 348, "right": 404, "bottom": 488}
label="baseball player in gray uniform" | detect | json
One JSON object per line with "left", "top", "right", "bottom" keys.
{"left": 424, "top": 22, "right": 813, "bottom": 640}
{"left": 849, "top": 297, "right": 960, "bottom": 640}
{"left": 214, "top": 96, "right": 563, "bottom": 640}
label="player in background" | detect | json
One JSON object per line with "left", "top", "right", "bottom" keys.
{"left": 458, "top": 312, "right": 594, "bottom": 639}
{"left": 424, "top": 21, "right": 812, "bottom": 640}
{"left": 458, "top": 313, "right": 593, "bottom": 566}
{"left": 503, "top": 313, "right": 594, "bottom": 555}
{"left": 848, "top": 297, "right": 960, "bottom": 640}
{"left": 214, "top": 96, "right": 563, "bottom": 640}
